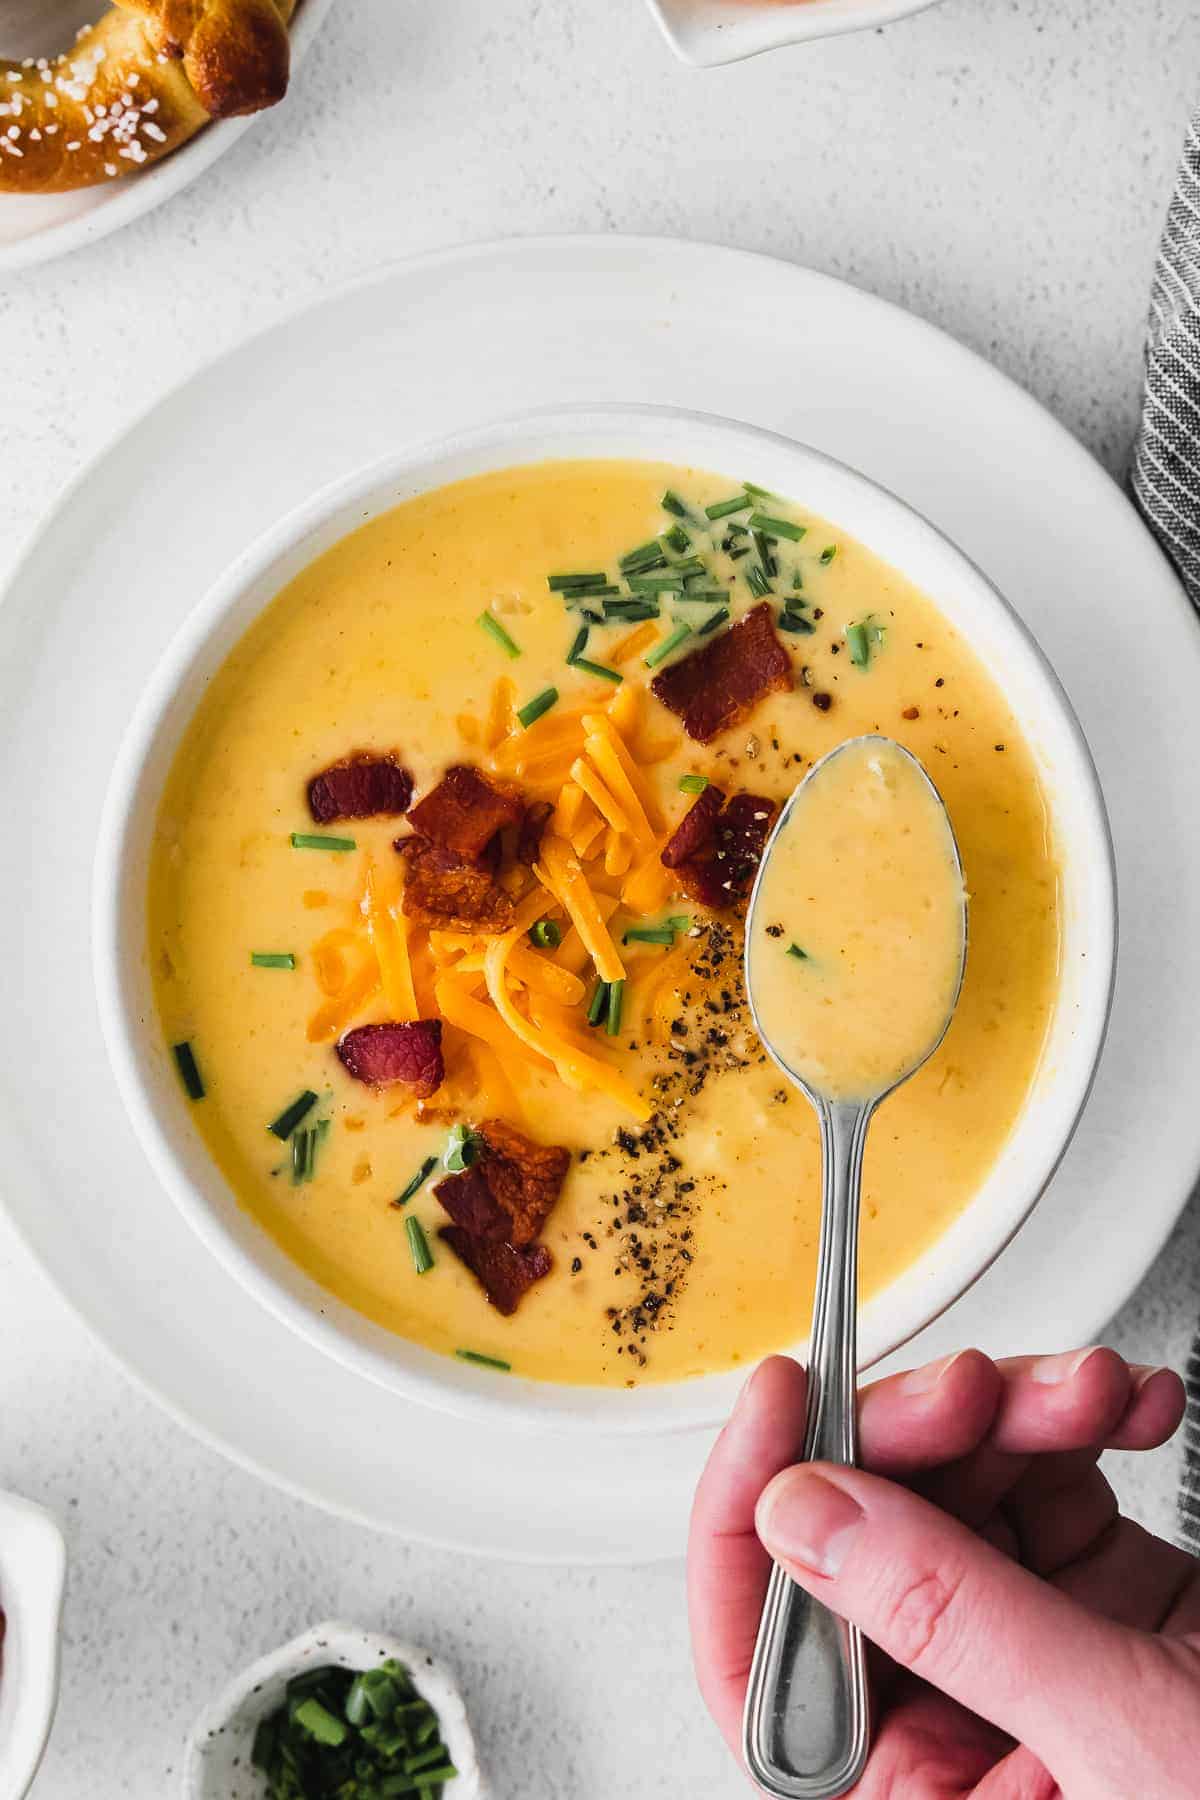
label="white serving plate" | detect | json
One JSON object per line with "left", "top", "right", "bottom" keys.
{"left": 93, "top": 404, "right": 1113, "bottom": 1438}
{"left": 0, "top": 236, "right": 1196, "bottom": 1560}
{"left": 0, "top": 1491, "right": 66, "bottom": 1800}
{"left": 0, "top": 0, "right": 335, "bottom": 272}
{"left": 184, "top": 1622, "right": 482, "bottom": 1800}
{"left": 644, "top": 0, "right": 942, "bottom": 66}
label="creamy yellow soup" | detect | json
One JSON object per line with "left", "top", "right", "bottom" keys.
{"left": 148, "top": 461, "right": 1060, "bottom": 1387}
{"left": 748, "top": 737, "right": 966, "bottom": 1101}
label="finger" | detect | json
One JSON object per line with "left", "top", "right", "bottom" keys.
{"left": 755, "top": 1460, "right": 1141, "bottom": 1768}
{"left": 852, "top": 1675, "right": 1009, "bottom": 1798}
{"left": 858, "top": 1348, "right": 1002, "bottom": 1474}
{"left": 1106, "top": 1365, "right": 1186, "bottom": 1450}
{"left": 972, "top": 1744, "right": 1060, "bottom": 1800}
{"left": 1054, "top": 1516, "right": 1199, "bottom": 1633}
{"left": 688, "top": 1356, "right": 809, "bottom": 1754}
{"left": 1004, "top": 1453, "right": 1118, "bottom": 1574}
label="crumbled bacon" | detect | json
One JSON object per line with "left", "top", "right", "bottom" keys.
{"left": 660, "top": 784, "right": 726, "bottom": 868}
{"left": 663, "top": 791, "right": 779, "bottom": 910}
{"left": 650, "top": 602, "right": 792, "bottom": 743}
{"left": 439, "top": 1228, "right": 553, "bottom": 1316}
{"left": 395, "top": 836, "right": 514, "bottom": 932}
{"left": 307, "top": 753, "right": 414, "bottom": 824}
{"left": 336, "top": 1020, "right": 444, "bottom": 1097}
{"left": 406, "top": 765, "right": 523, "bottom": 859}
{"left": 516, "top": 800, "right": 554, "bottom": 866}
{"left": 435, "top": 1119, "right": 570, "bottom": 1247}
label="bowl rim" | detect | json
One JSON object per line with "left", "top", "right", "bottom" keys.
{"left": 643, "top": 0, "right": 944, "bottom": 67}
{"left": 92, "top": 401, "right": 1117, "bottom": 1436}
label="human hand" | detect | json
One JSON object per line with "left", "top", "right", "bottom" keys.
{"left": 689, "top": 1348, "right": 1193, "bottom": 1797}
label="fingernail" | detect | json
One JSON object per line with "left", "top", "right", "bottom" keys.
{"left": 1031, "top": 1346, "right": 1102, "bottom": 1386}
{"left": 1130, "top": 1363, "right": 1173, "bottom": 1393}
{"left": 727, "top": 1361, "right": 767, "bottom": 1429}
{"left": 757, "top": 1469, "right": 864, "bottom": 1577}
{"left": 902, "top": 1348, "right": 967, "bottom": 1395}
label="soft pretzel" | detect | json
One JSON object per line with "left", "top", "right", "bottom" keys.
{"left": 0, "top": 0, "right": 295, "bottom": 195}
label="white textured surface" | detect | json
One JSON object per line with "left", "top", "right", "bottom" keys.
{"left": 2, "top": 0, "right": 1199, "bottom": 1795}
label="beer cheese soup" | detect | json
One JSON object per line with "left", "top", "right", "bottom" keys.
{"left": 148, "top": 461, "right": 1059, "bottom": 1386}
{"left": 749, "top": 737, "right": 966, "bottom": 1101}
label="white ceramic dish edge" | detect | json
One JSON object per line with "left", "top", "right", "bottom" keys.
{"left": 644, "top": 0, "right": 943, "bottom": 67}
{"left": 0, "top": 0, "right": 337, "bottom": 274}
{"left": 92, "top": 400, "right": 1116, "bottom": 1440}
{"left": 183, "top": 1621, "right": 483, "bottom": 1800}
{"left": 0, "top": 1491, "right": 66, "bottom": 1800}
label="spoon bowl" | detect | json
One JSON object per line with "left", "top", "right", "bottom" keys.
{"left": 741, "top": 735, "right": 968, "bottom": 1799}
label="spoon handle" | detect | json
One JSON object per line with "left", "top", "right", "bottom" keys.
{"left": 742, "top": 1097, "right": 873, "bottom": 1800}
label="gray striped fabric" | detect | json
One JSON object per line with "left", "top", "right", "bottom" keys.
{"left": 1135, "top": 111, "right": 1200, "bottom": 1548}
{"left": 1132, "top": 109, "right": 1200, "bottom": 608}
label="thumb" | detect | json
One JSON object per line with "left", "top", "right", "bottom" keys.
{"left": 755, "top": 1462, "right": 1140, "bottom": 1774}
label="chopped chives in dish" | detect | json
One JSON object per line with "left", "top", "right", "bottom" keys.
{"left": 290, "top": 832, "right": 357, "bottom": 853}
{"left": 778, "top": 607, "right": 816, "bottom": 635}
{"left": 250, "top": 951, "right": 296, "bottom": 969}
{"left": 394, "top": 1155, "right": 438, "bottom": 1207}
{"left": 477, "top": 610, "right": 522, "bottom": 659}
{"left": 268, "top": 1089, "right": 318, "bottom": 1140}
{"left": 251, "top": 1657, "right": 455, "bottom": 1797}
{"left": 587, "top": 980, "right": 610, "bottom": 1026}
{"left": 678, "top": 774, "right": 709, "bottom": 792}
{"left": 172, "top": 1041, "right": 205, "bottom": 1101}
{"left": 530, "top": 919, "right": 562, "bottom": 949}
{"left": 748, "top": 512, "right": 807, "bottom": 542}
{"left": 746, "top": 564, "right": 772, "bottom": 599}
{"left": 821, "top": 544, "right": 839, "bottom": 564}
{"left": 696, "top": 606, "right": 730, "bottom": 637}
{"left": 568, "top": 656, "right": 622, "bottom": 684}
{"left": 566, "top": 623, "right": 591, "bottom": 663}
{"left": 661, "top": 524, "right": 691, "bottom": 555}
{"left": 443, "top": 1122, "right": 480, "bottom": 1172}
{"left": 786, "top": 943, "right": 809, "bottom": 960}
{"left": 406, "top": 1215, "right": 434, "bottom": 1274}
{"left": 660, "top": 490, "right": 690, "bottom": 518}
{"left": 704, "top": 494, "right": 752, "bottom": 520}
{"left": 643, "top": 622, "right": 693, "bottom": 669}
{"left": 606, "top": 978, "right": 625, "bottom": 1036}
{"left": 623, "top": 924, "right": 675, "bottom": 945}
{"left": 548, "top": 572, "right": 607, "bottom": 591}
{"left": 517, "top": 686, "right": 559, "bottom": 729}
{"left": 846, "top": 622, "right": 871, "bottom": 667}
{"left": 456, "top": 1348, "right": 512, "bottom": 1371}
{"left": 743, "top": 481, "right": 774, "bottom": 499}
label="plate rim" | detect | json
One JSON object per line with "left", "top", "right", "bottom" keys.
{"left": 2, "top": 232, "right": 1196, "bottom": 1559}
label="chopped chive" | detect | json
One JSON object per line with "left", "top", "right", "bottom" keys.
{"left": 394, "top": 1155, "right": 438, "bottom": 1207}
{"left": 294, "top": 1698, "right": 348, "bottom": 1748}
{"left": 661, "top": 490, "right": 691, "bottom": 518}
{"left": 746, "top": 563, "right": 773, "bottom": 599}
{"left": 729, "top": 545, "right": 752, "bottom": 561}
{"left": 845, "top": 622, "right": 871, "bottom": 667}
{"left": 624, "top": 574, "right": 683, "bottom": 594}
{"left": 530, "top": 919, "right": 562, "bottom": 949}
{"left": 623, "top": 925, "right": 675, "bottom": 945}
{"left": 606, "top": 978, "right": 625, "bottom": 1036}
{"left": 619, "top": 540, "right": 668, "bottom": 572}
{"left": 820, "top": 545, "right": 839, "bottom": 564}
{"left": 667, "top": 914, "right": 691, "bottom": 929}
{"left": 678, "top": 773, "right": 709, "bottom": 793}
{"left": 569, "top": 656, "right": 622, "bottom": 685}
{"left": 743, "top": 481, "right": 775, "bottom": 499}
{"left": 786, "top": 943, "right": 809, "bottom": 960}
{"left": 752, "top": 530, "right": 778, "bottom": 575}
{"left": 673, "top": 589, "right": 730, "bottom": 606}
{"left": 268, "top": 1088, "right": 318, "bottom": 1140}
{"left": 778, "top": 608, "right": 816, "bottom": 635}
{"left": 456, "top": 1349, "right": 510, "bottom": 1372}
{"left": 443, "top": 1122, "right": 481, "bottom": 1172}
{"left": 602, "top": 597, "right": 661, "bottom": 618}
{"left": 406, "top": 1215, "right": 434, "bottom": 1275}
{"left": 517, "top": 686, "right": 559, "bottom": 729}
{"left": 643, "top": 622, "right": 694, "bottom": 669}
{"left": 748, "top": 512, "right": 807, "bottom": 542}
{"left": 661, "top": 524, "right": 691, "bottom": 555}
{"left": 405, "top": 1763, "right": 459, "bottom": 1785}
{"left": 724, "top": 521, "right": 751, "bottom": 540}
{"left": 792, "top": 569, "right": 805, "bottom": 590}
{"left": 562, "top": 584, "right": 621, "bottom": 601}
{"left": 478, "top": 612, "right": 521, "bottom": 660}
{"left": 705, "top": 494, "right": 752, "bottom": 520}
{"left": 670, "top": 555, "right": 708, "bottom": 578}
{"left": 290, "top": 832, "right": 356, "bottom": 853}
{"left": 172, "top": 1041, "right": 205, "bottom": 1101}
{"left": 696, "top": 606, "right": 730, "bottom": 637}
{"left": 548, "top": 572, "right": 606, "bottom": 591}
{"left": 291, "top": 1127, "right": 315, "bottom": 1186}
{"left": 587, "top": 980, "right": 610, "bottom": 1026}
{"left": 566, "top": 622, "right": 590, "bottom": 663}
{"left": 250, "top": 951, "right": 296, "bottom": 969}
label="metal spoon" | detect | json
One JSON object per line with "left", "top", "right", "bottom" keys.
{"left": 740, "top": 734, "right": 968, "bottom": 1800}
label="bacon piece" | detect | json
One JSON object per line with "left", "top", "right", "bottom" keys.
{"left": 660, "top": 784, "right": 726, "bottom": 869}
{"left": 336, "top": 1020, "right": 444, "bottom": 1097}
{"left": 307, "top": 753, "right": 414, "bottom": 824}
{"left": 664, "top": 791, "right": 779, "bottom": 910}
{"left": 650, "top": 602, "right": 792, "bottom": 744}
{"left": 407, "top": 765, "right": 523, "bottom": 859}
{"left": 516, "top": 800, "right": 554, "bottom": 866}
{"left": 439, "top": 1228, "right": 553, "bottom": 1316}
{"left": 396, "top": 835, "right": 514, "bottom": 932}
{"left": 434, "top": 1119, "right": 570, "bottom": 1247}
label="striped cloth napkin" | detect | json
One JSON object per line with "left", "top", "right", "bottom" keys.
{"left": 1131, "top": 108, "right": 1200, "bottom": 1546}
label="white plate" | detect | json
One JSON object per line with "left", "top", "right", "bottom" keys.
{"left": 0, "top": 0, "right": 336, "bottom": 273}
{"left": 644, "top": 0, "right": 942, "bottom": 67}
{"left": 2, "top": 236, "right": 1197, "bottom": 1563}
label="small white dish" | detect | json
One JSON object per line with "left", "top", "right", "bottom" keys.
{"left": 644, "top": 0, "right": 942, "bottom": 67}
{"left": 0, "top": 1491, "right": 66, "bottom": 1800}
{"left": 183, "top": 1621, "right": 482, "bottom": 1800}
{"left": 0, "top": 0, "right": 336, "bottom": 273}
{"left": 93, "top": 401, "right": 1115, "bottom": 1439}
